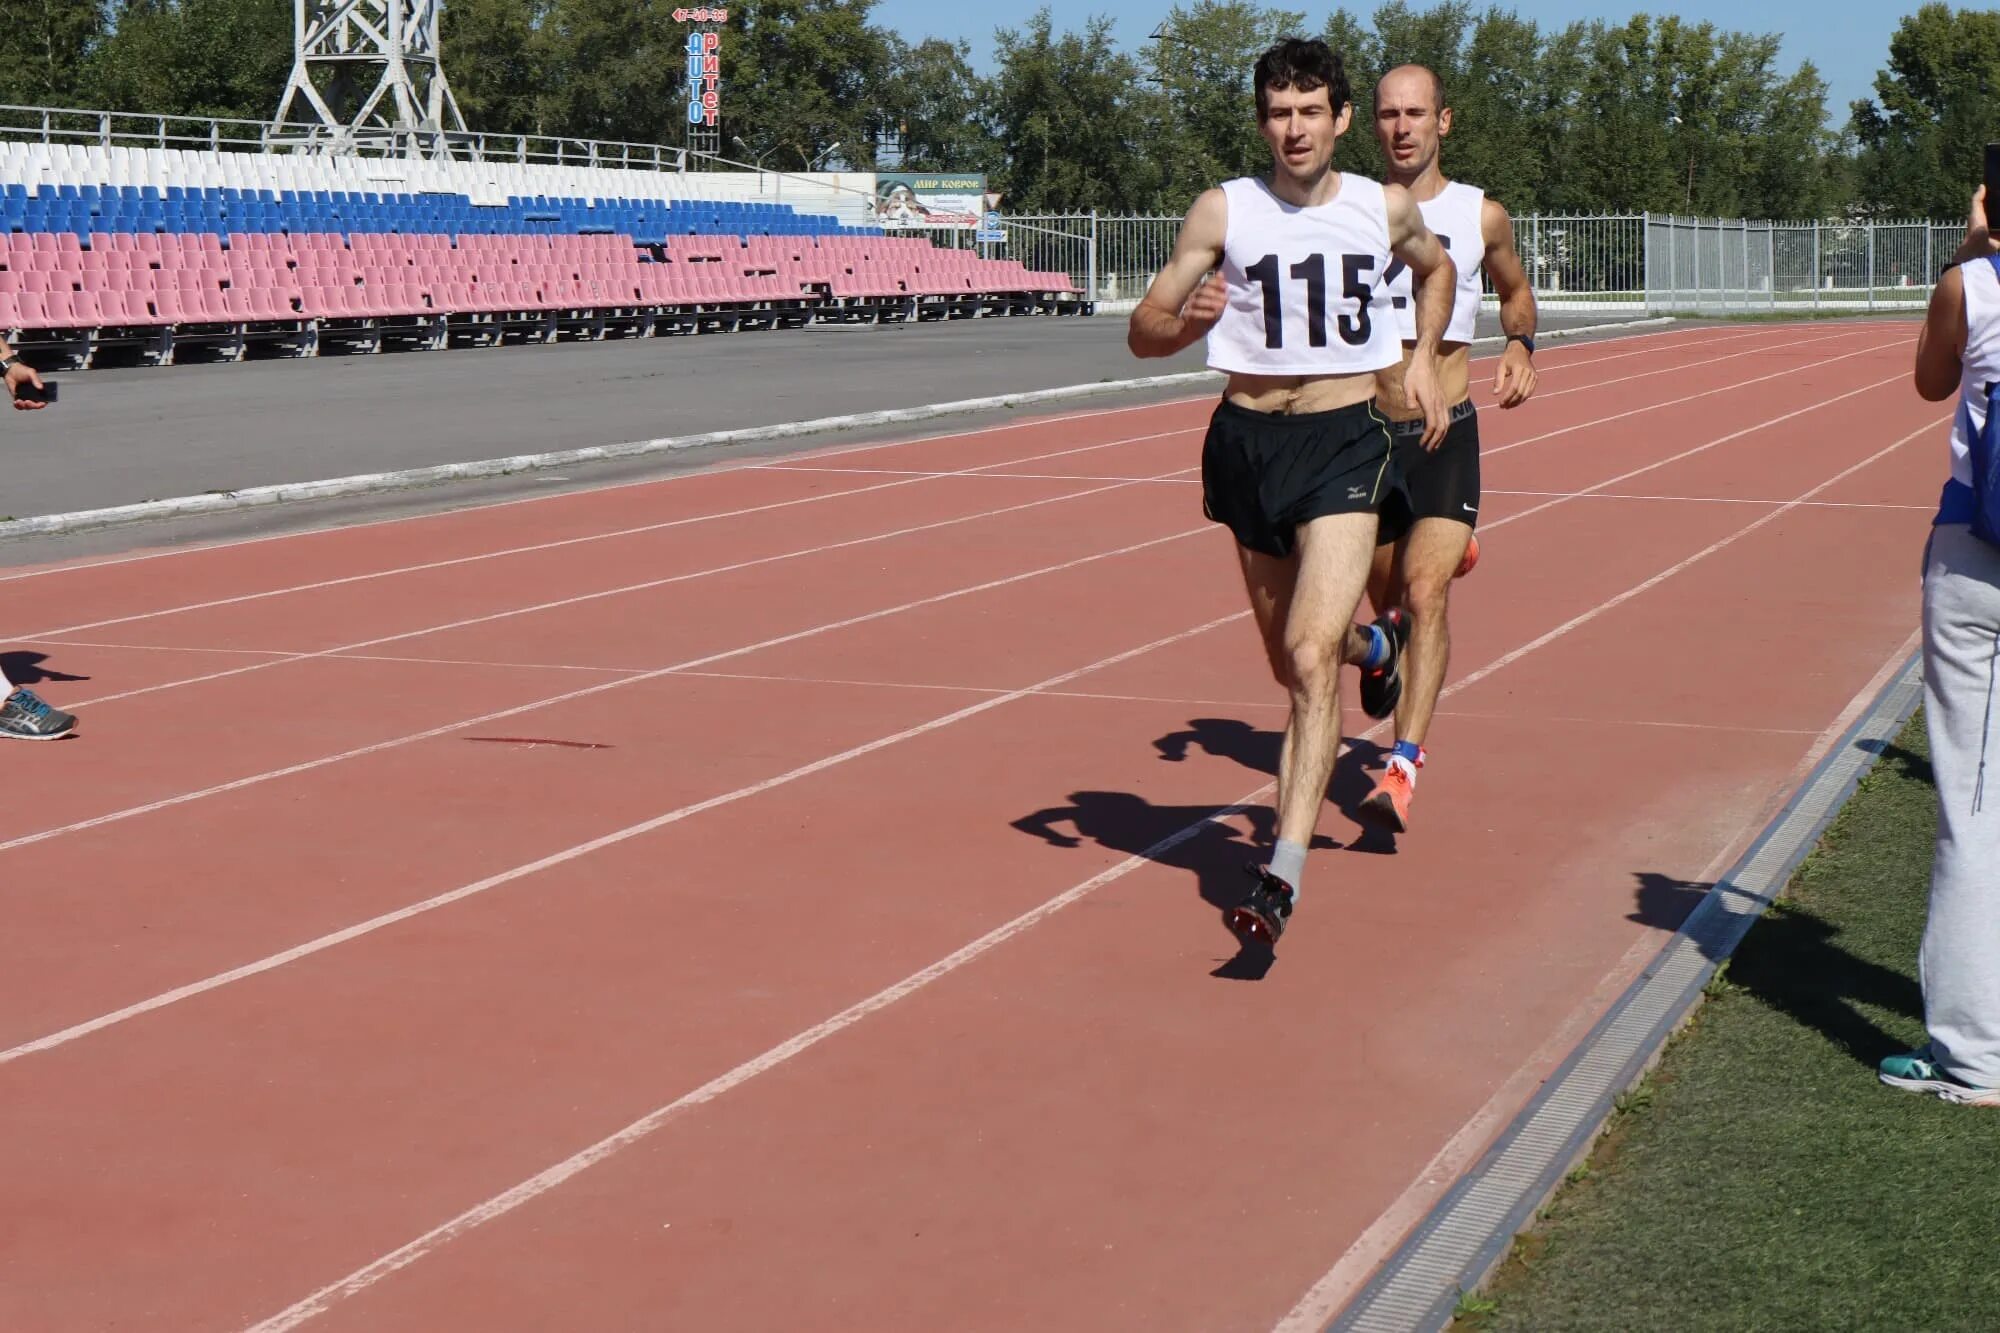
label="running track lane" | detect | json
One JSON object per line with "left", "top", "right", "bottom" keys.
{"left": 0, "top": 322, "right": 1932, "bottom": 1331}
{"left": 0, "top": 326, "right": 1902, "bottom": 1034}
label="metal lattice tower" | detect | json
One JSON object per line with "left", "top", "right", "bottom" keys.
{"left": 272, "top": 0, "right": 468, "bottom": 155}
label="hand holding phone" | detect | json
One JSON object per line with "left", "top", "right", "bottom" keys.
{"left": 4, "top": 359, "right": 51, "bottom": 410}
{"left": 1985, "top": 143, "right": 2000, "bottom": 232}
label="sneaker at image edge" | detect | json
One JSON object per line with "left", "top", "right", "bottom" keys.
{"left": 0, "top": 688, "right": 77, "bottom": 740}
{"left": 1879, "top": 1046, "right": 2000, "bottom": 1106}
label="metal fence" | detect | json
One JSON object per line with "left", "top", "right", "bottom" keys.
{"left": 995, "top": 211, "right": 1964, "bottom": 316}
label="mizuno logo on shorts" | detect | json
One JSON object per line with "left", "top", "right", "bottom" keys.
{"left": 1349, "top": 486, "right": 1368, "bottom": 500}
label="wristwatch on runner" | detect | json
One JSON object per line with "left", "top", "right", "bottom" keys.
{"left": 1506, "top": 333, "right": 1534, "bottom": 355}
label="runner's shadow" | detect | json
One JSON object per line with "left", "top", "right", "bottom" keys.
{"left": 1012, "top": 790, "right": 1305, "bottom": 982}
{"left": 1011, "top": 716, "right": 1386, "bottom": 982}
{"left": 1152, "top": 716, "right": 1392, "bottom": 851}
{"left": 0, "top": 651, "right": 89, "bottom": 685}
{"left": 1873, "top": 742, "right": 1934, "bottom": 788}
{"left": 1629, "top": 871, "right": 1921, "bottom": 1070}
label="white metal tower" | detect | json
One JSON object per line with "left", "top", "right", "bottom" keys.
{"left": 271, "top": 0, "right": 469, "bottom": 154}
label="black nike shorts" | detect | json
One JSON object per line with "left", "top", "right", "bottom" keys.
{"left": 1199, "top": 398, "right": 1397, "bottom": 560}
{"left": 1377, "top": 399, "right": 1479, "bottom": 546}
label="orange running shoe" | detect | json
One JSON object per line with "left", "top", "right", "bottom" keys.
{"left": 1360, "top": 762, "right": 1416, "bottom": 833}
{"left": 1455, "top": 532, "right": 1480, "bottom": 579}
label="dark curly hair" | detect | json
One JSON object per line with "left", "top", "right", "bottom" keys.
{"left": 1254, "top": 38, "right": 1351, "bottom": 120}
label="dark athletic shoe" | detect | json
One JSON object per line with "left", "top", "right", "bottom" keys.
{"left": 1359, "top": 608, "right": 1409, "bottom": 720}
{"left": 0, "top": 688, "right": 75, "bottom": 740}
{"left": 1225, "top": 863, "right": 1295, "bottom": 946}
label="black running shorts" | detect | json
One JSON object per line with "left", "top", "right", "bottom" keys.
{"left": 1377, "top": 399, "right": 1479, "bottom": 546}
{"left": 1200, "top": 398, "right": 1397, "bottom": 559}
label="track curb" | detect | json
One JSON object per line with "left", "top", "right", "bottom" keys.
{"left": 1322, "top": 647, "right": 1925, "bottom": 1332}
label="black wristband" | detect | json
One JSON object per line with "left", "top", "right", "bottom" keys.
{"left": 1506, "top": 333, "right": 1535, "bottom": 354}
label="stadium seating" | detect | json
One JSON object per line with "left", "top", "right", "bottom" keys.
{"left": 0, "top": 141, "right": 1085, "bottom": 365}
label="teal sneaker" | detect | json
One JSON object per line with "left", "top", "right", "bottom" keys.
{"left": 1879, "top": 1046, "right": 2000, "bottom": 1106}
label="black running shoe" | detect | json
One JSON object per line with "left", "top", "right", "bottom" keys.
{"left": 1225, "top": 863, "right": 1295, "bottom": 946}
{"left": 1359, "top": 608, "right": 1409, "bottom": 720}
{"left": 0, "top": 688, "right": 75, "bottom": 740}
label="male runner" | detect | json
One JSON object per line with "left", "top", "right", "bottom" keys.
{"left": 1356, "top": 63, "right": 1538, "bottom": 833}
{"left": 1128, "top": 37, "right": 1454, "bottom": 946}
{"left": 0, "top": 335, "right": 74, "bottom": 740}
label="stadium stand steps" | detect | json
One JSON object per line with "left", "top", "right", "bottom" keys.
{"left": 0, "top": 145, "right": 1085, "bottom": 367}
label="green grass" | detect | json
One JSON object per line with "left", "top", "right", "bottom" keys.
{"left": 1452, "top": 712, "right": 2000, "bottom": 1332}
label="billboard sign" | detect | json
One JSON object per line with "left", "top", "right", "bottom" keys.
{"left": 874, "top": 173, "right": 997, "bottom": 232}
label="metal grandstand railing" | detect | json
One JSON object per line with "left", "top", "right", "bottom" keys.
{"left": 0, "top": 102, "right": 881, "bottom": 213}
{"left": 981, "top": 211, "right": 1963, "bottom": 316}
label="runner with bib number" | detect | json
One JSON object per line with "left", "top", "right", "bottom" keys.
{"left": 1128, "top": 37, "right": 1455, "bottom": 950}
{"left": 1351, "top": 63, "right": 1542, "bottom": 836}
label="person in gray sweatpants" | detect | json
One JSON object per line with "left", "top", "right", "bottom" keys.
{"left": 1882, "top": 185, "right": 2000, "bottom": 1105}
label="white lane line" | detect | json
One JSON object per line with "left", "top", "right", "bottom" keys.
{"left": 1488, "top": 489, "right": 1928, "bottom": 511}
{"left": 751, "top": 465, "right": 1202, "bottom": 483}
{"left": 61, "top": 467, "right": 1196, "bottom": 711}
{"left": 1502, "top": 326, "right": 1871, "bottom": 406}
{"left": 0, "top": 392, "right": 1215, "bottom": 583}
{"left": 0, "top": 522, "right": 1210, "bottom": 861}
{"left": 1488, "top": 371, "right": 1910, "bottom": 531}
{"left": 1484, "top": 335, "right": 1907, "bottom": 457}
{"left": 10, "top": 427, "right": 1201, "bottom": 645}
{"left": 239, "top": 413, "right": 1943, "bottom": 1333}
{"left": 4, "top": 608, "right": 1243, "bottom": 1080}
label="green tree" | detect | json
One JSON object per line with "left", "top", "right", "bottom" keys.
{"left": 1851, "top": 2, "right": 2000, "bottom": 219}
{"left": 1322, "top": 8, "right": 1382, "bottom": 178}
{"left": 1452, "top": 9, "right": 1548, "bottom": 213}
{"left": 441, "top": 0, "right": 547, "bottom": 138}
{"left": 0, "top": 0, "right": 102, "bottom": 107}
{"left": 878, "top": 36, "right": 998, "bottom": 174}
{"left": 85, "top": 0, "right": 290, "bottom": 120}
{"left": 989, "top": 8, "right": 1159, "bottom": 212}
{"left": 718, "top": 0, "right": 891, "bottom": 170}
{"left": 532, "top": 0, "right": 686, "bottom": 145}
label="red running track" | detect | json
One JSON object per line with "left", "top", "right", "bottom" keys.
{"left": 0, "top": 320, "right": 1939, "bottom": 1332}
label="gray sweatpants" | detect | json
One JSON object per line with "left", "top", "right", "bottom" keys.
{"left": 1921, "top": 523, "right": 2000, "bottom": 1087}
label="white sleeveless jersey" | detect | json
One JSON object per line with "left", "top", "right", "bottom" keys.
{"left": 1384, "top": 180, "right": 1485, "bottom": 344}
{"left": 1205, "top": 174, "right": 1403, "bottom": 377}
{"left": 1949, "top": 256, "right": 2000, "bottom": 492}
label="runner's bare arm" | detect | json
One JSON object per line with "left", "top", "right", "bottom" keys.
{"left": 1916, "top": 266, "right": 1965, "bottom": 402}
{"left": 1918, "top": 186, "right": 1996, "bottom": 400}
{"left": 1385, "top": 184, "right": 1455, "bottom": 447}
{"left": 1483, "top": 198, "right": 1539, "bottom": 408}
{"left": 1129, "top": 189, "right": 1228, "bottom": 358}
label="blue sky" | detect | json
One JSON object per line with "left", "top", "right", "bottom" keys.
{"left": 869, "top": 0, "right": 1919, "bottom": 123}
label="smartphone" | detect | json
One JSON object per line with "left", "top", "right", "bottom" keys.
{"left": 16, "top": 379, "right": 55, "bottom": 404}
{"left": 1986, "top": 142, "right": 2000, "bottom": 230}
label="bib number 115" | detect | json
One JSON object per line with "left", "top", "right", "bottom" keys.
{"left": 1244, "top": 253, "right": 1375, "bottom": 349}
